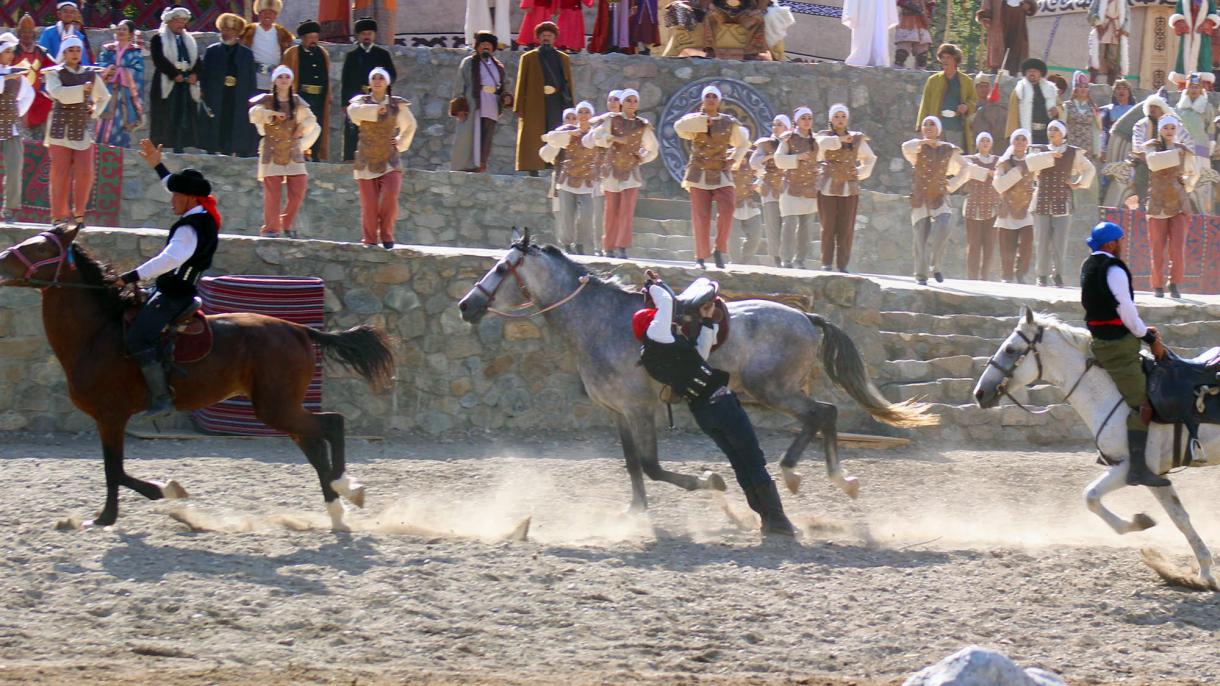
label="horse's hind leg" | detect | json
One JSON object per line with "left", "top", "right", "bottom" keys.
{"left": 251, "top": 390, "right": 346, "bottom": 529}
{"left": 289, "top": 431, "right": 347, "bottom": 530}
{"left": 1148, "top": 485, "right": 1217, "bottom": 588}
{"left": 752, "top": 387, "right": 856, "bottom": 497}
{"left": 319, "top": 412, "right": 364, "bottom": 508}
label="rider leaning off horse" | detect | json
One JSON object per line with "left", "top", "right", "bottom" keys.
{"left": 632, "top": 269, "right": 797, "bottom": 538}
{"left": 1081, "top": 220, "right": 1171, "bottom": 488}
{"left": 119, "top": 139, "right": 220, "bottom": 418}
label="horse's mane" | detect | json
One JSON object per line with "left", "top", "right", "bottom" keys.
{"left": 69, "top": 242, "right": 141, "bottom": 319}
{"left": 537, "top": 244, "right": 639, "bottom": 294}
{"left": 1033, "top": 312, "right": 1091, "bottom": 350}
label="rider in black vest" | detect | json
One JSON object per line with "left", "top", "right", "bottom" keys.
{"left": 118, "top": 139, "right": 220, "bottom": 418}
{"left": 1080, "top": 221, "right": 1171, "bottom": 487}
{"left": 635, "top": 270, "right": 797, "bottom": 538}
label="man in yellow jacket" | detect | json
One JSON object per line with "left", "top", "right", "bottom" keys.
{"left": 915, "top": 43, "right": 978, "bottom": 153}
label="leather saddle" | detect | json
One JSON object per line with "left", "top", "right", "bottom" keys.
{"left": 673, "top": 277, "right": 730, "bottom": 353}
{"left": 122, "top": 296, "right": 214, "bottom": 365}
{"left": 1142, "top": 347, "right": 1220, "bottom": 467}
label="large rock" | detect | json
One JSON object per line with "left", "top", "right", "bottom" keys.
{"left": 903, "top": 646, "right": 1066, "bottom": 686}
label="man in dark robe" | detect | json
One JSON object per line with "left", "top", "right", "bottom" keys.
{"left": 199, "top": 13, "right": 258, "bottom": 157}
{"left": 148, "top": 6, "right": 202, "bottom": 153}
{"left": 282, "top": 19, "right": 332, "bottom": 161}
{"left": 976, "top": 0, "right": 1037, "bottom": 75}
{"left": 513, "top": 21, "right": 573, "bottom": 173}
{"left": 450, "top": 31, "right": 512, "bottom": 172}
{"left": 340, "top": 17, "right": 397, "bottom": 161}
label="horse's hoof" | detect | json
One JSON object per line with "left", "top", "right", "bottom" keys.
{"left": 1202, "top": 572, "right": 1219, "bottom": 591}
{"left": 701, "top": 470, "right": 727, "bottom": 492}
{"left": 347, "top": 486, "right": 366, "bottom": 509}
{"left": 1130, "top": 513, "right": 1157, "bottom": 532}
{"left": 160, "top": 480, "right": 189, "bottom": 500}
{"left": 781, "top": 466, "right": 802, "bottom": 494}
{"left": 840, "top": 476, "right": 860, "bottom": 500}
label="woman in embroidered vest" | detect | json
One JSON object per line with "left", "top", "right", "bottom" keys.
{"left": 1142, "top": 115, "right": 1199, "bottom": 298}
{"left": 543, "top": 100, "right": 600, "bottom": 254}
{"left": 1026, "top": 120, "right": 1096, "bottom": 287}
{"left": 1064, "top": 71, "right": 1101, "bottom": 165}
{"left": 44, "top": 36, "right": 110, "bottom": 227}
{"left": 814, "top": 104, "right": 876, "bottom": 273}
{"left": 95, "top": 20, "right": 143, "bottom": 150}
{"left": 586, "top": 89, "right": 658, "bottom": 259}
{"left": 588, "top": 90, "right": 621, "bottom": 256}
{"left": 959, "top": 131, "right": 1002, "bottom": 281}
{"left": 902, "top": 115, "right": 965, "bottom": 286}
{"left": 0, "top": 32, "right": 34, "bottom": 222}
{"left": 250, "top": 66, "right": 320, "bottom": 239}
{"left": 729, "top": 145, "right": 762, "bottom": 265}
{"left": 774, "top": 107, "right": 820, "bottom": 270}
{"left": 673, "top": 84, "right": 750, "bottom": 270}
{"left": 347, "top": 67, "right": 416, "bottom": 249}
{"left": 992, "top": 128, "right": 1036, "bottom": 284}
{"left": 748, "top": 114, "right": 790, "bottom": 268}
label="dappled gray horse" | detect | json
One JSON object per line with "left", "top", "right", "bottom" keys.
{"left": 458, "top": 233, "right": 937, "bottom": 510}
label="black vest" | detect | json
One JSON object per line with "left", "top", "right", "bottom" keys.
{"left": 640, "top": 331, "right": 729, "bottom": 405}
{"left": 156, "top": 211, "right": 218, "bottom": 297}
{"left": 1031, "top": 84, "right": 1051, "bottom": 144}
{"left": 1080, "top": 252, "right": 1133, "bottom": 340}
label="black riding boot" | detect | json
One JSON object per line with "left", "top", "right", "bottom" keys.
{"left": 1126, "top": 428, "right": 1171, "bottom": 487}
{"left": 750, "top": 481, "right": 797, "bottom": 538}
{"left": 135, "top": 350, "right": 175, "bottom": 419}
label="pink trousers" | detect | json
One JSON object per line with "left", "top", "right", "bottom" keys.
{"left": 357, "top": 171, "right": 402, "bottom": 244}
{"left": 261, "top": 175, "right": 308, "bottom": 236}
{"left": 48, "top": 144, "right": 94, "bottom": 221}
{"left": 1147, "top": 213, "right": 1188, "bottom": 289}
{"left": 602, "top": 187, "right": 639, "bottom": 250}
{"left": 690, "top": 185, "right": 735, "bottom": 259}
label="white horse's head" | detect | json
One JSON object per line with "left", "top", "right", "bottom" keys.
{"left": 974, "top": 306, "right": 1057, "bottom": 409}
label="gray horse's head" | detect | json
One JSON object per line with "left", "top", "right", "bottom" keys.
{"left": 974, "top": 306, "right": 1045, "bottom": 409}
{"left": 458, "top": 228, "right": 587, "bottom": 325}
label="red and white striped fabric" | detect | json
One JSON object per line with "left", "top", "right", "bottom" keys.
{"left": 193, "top": 275, "right": 325, "bottom": 436}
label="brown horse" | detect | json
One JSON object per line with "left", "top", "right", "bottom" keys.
{"left": 0, "top": 225, "right": 395, "bottom": 529}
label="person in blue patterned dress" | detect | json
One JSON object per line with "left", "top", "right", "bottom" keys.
{"left": 95, "top": 20, "right": 144, "bottom": 149}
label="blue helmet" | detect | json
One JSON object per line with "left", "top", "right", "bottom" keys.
{"left": 1086, "top": 221, "right": 1124, "bottom": 251}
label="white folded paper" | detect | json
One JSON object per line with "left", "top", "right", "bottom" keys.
{"left": 967, "top": 164, "right": 990, "bottom": 182}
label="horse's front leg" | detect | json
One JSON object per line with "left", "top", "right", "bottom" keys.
{"left": 617, "top": 416, "right": 649, "bottom": 512}
{"left": 629, "top": 410, "right": 725, "bottom": 496}
{"left": 1083, "top": 463, "right": 1157, "bottom": 534}
{"left": 86, "top": 419, "right": 186, "bottom": 526}
{"left": 1148, "top": 485, "right": 1217, "bottom": 589}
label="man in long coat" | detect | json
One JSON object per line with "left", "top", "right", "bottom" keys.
{"left": 282, "top": 19, "right": 332, "bottom": 160}
{"left": 240, "top": 0, "right": 295, "bottom": 92}
{"left": 916, "top": 43, "right": 978, "bottom": 152}
{"left": 976, "top": 0, "right": 1037, "bottom": 75}
{"left": 1170, "top": 0, "right": 1220, "bottom": 77}
{"left": 199, "top": 13, "right": 258, "bottom": 156}
{"left": 451, "top": 31, "right": 512, "bottom": 172}
{"left": 340, "top": 17, "right": 397, "bottom": 161}
{"left": 514, "top": 21, "right": 573, "bottom": 173}
{"left": 148, "top": 6, "right": 202, "bottom": 153}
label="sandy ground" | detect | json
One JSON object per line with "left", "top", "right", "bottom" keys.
{"left": 0, "top": 428, "right": 1217, "bottom": 686}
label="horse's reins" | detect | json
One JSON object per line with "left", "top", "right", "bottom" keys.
{"left": 988, "top": 324, "right": 1124, "bottom": 461}
{"left": 476, "top": 249, "right": 590, "bottom": 319}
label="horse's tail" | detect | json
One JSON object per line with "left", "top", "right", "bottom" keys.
{"left": 306, "top": 325, "right": 395, "bottom": 392}
{"left": 806, "top": 313, "right": 939, "bottom": 428}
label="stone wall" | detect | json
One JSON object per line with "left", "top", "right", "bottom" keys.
{"left": 0, "top": 225, "right": 890, "bottom": 436}
{"left": 117, "top": 154, "right": 555, "bottom": 246}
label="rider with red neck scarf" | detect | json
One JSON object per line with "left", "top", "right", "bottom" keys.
{"left": 633, "top": 269, "right": 797, "bottom": 539}
{"left": 118, "top": 139, "right": 221, "bottom": 419}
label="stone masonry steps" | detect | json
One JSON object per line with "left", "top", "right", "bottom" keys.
{"left": 879, "top": 285, "right": 1220, "bottom": 325}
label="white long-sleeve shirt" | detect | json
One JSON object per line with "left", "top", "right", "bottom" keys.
{"left": 134, "top": 206, "right": 202, "bottom": 281}
{"left": 0, "top": 70, "right": 34, "bottom": 139}
{"left": 1094, "top": 250, "right": 1149, "bottom": 338}
{"left": 644, "top": 283, "right": 717, "bottom": 356}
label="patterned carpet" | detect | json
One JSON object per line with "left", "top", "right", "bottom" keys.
{"left": 0, "top": 140, "right": 123, "bottom": 226}
{"left": 1102, "top": 208, "right": 1220, "bottom": 295}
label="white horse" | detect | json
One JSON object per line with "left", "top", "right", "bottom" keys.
{"left": 973, "top": 307, "right": 1218, "bottom": 590}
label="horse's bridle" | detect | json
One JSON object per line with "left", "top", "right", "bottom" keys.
{"left": 2, "top": 231, "right": 79, "bottom": 289}
{"left": 987, "top": 325, "right": 1099, "bottom": 413}
{"left": 473, "top": 247, "right": 589, "bottom": 319}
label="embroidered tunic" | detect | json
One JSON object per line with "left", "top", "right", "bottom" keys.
{"left": 44, "top": 66, "right": 110, "bottom": 150}
{"left": 249, "top": 93, "right": 322, "bottom": 180}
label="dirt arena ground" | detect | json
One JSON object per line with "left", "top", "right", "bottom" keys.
{"left": 0, "top": 429, "right": 1217, "bottom": 686}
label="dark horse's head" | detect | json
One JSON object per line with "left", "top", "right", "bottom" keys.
{"left": 0, "top": 224, "right": 83, "bottom": 288}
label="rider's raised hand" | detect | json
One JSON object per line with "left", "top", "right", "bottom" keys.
{"left": 138, "top": 139, "right": 163, "bottom": 168}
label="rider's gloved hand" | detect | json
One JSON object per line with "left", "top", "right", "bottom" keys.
{"left": 1142, "top": 326, "right": 1159, "bottom": 344}
{"left": 118, "top": 270, "right": 140, "bottom": 286}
